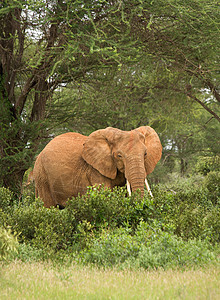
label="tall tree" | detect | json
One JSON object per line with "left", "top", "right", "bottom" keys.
{"left": 126, "top": 0, "right": 220, "bottom": 121}
{"left": 0, "top": 0, "right": 219, "bottom": 193}
{"left": 0, "top": 0, "right": 130, "bottom": 193}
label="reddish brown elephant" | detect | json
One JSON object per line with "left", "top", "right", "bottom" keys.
{"left": 33, "top": 126, "right": 162, "bottom": 207}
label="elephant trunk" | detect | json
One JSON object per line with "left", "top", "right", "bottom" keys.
{"left": 125, "top": 157, "right": 145, "bottom": 198}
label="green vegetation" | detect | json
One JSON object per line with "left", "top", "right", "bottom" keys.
{"left": 0, "top": 227, "right": 18, "bottom": 260}
{"left": 1, "top": 170, "right": 219, "bottom": 298}
{"left": 0, "top": 262, "right": 219, "bottom": 300}
{"left": 0, "top": 175, "right": 219, "bottom": 269}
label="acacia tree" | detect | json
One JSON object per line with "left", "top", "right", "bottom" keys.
{"left": 126, "top": 0, "right": 220, "bottom": 120}
{"left": 0, "top": 0, "right": 219, "bottom": 193}
{"left": 50, "top": 0, "right": 220, "bottom": 130}
{"left": 0, "top": 0, "right": 134, "bottom": 193}
{"left": 51, "top": 0, "right": 220, "bottom": 176}
{"left": 0, "top": 0, "right": 70, "bottom": 192}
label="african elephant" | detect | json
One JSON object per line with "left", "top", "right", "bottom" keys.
{"left": 33, "top": 126, "right": 162, "bottom": 208}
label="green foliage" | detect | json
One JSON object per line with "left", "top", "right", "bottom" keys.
{"left": 15, "top": 243, "right": 45, "bottom": 263}
{"left": 0, "top": 179, "right": 219, "bottom": 268}
{"left": 81, "top": 223, "right": 217, "bottom": 269}
{"left": 157, "top": 173, "right": 204, "bottom": 192}
{"left": 0, "top": 187, "right": 14, "bottom": 210}
{"left": 0, "top": 97, "right": 40, "bottom": 194}
{"left": 203, "top": 171, "right": 220, "bottom": 194}
{"left": 153, "top": 187, "right": 220, "bottom": 244}
{"left": 0, "top": 227, "right": 18, "bottom": 260}
{"left": 82, "top": 227, "right": 139, "bottom": 267}
{"left": 5, "top": 198, "right": 77, "bottom": 256}
{"left": 135, "top": 235, "right": 216, "bottom": 270}
{"left": 196, "top": 156, "right": 220, "bottom": 175}
{"left": 67, "top": 186, "right": 148, "bottom": 229}
{"left": 203, "top": 171, "right": 220, "bottom": 205}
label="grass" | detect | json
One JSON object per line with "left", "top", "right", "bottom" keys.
{"left": 0, "top": 261, "right": 219, "bottom": 299}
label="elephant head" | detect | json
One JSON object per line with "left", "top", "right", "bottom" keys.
{"left": 82, "top": 126, "right": 162, "bottom": 197}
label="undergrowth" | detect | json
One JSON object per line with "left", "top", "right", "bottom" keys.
{"left": 0, "top": 172, "right": 219, "bottom": 269}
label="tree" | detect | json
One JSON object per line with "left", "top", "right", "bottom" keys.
{"left": 0, "top": 0, "right": 219, "bottom": 194}
{"left": 126, "top": 0, "right": 220, "bottom": 121}
{"left": 0, "top": 0, "right": 134, "bottom": 193}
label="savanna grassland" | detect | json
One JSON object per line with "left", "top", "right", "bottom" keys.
{"left": 1, "top": 262, "right": 219, "bottom": 300}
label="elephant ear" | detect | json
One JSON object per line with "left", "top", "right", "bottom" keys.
{"left": 82, "top": 127, "right": 117, "bottom": 179}
{"left": 136, "top": 126, "right": 162, "bottom": 175}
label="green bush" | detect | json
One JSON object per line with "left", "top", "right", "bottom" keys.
{"left": 0, "top": 182, "right": 219, "bottom": 264}
{"left": 81, "top": 222, "right": 217, "bottom": 269}
{"left": 196, "top": 156, "right": 220, "bottom": 175}
{"left": 136, "top": 236, "right": 216, "bottom": 269}
{"left": 5, "top": 198, "right": 78, "bottom": 254}
{"left": 0, "top": 187, "right": 14, "bottom": 211}
{"left": 7, "top": 198, "right": 47, "bottom": 242}
{"left": 31, "top": 207, "right": 77, "bottom": 255}
{"left": 0, "top": 226, "right": 18, "bottom": 260}
{"left": 66, "top": 186, "right": 146, "bottom": 229}
{"left": 135, "top": 222, "right": 217, "bottom": 269}
{"left": 203, "top": 171, "right": 220, "bottom": 203}
{"left": 155, "top": 188, "right": 220, "bottom": 244}
{"left": 157, "top": 173, "right": 205, "bottom": 193}
{"left": 82, "top": 227, "right": 139, "bottom": 266}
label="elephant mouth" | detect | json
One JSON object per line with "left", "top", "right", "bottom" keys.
{"left": 126, "top": 179, "right": 153, "bottom": 197}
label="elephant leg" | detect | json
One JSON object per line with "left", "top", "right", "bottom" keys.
{"left": 36, "top": 181, "right": 55, "bottom": 208}
{"left": 35, "top": 187, "right": 38, "bottom": 198}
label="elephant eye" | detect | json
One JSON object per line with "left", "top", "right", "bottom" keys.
{"left": 117, "top": 153, "right": 122, "bottom": 158}
{"left": 144, "top": 151, "right": 147, "bottom": 157}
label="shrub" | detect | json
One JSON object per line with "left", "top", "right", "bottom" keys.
{"left": 0, "top": 226, "right": 18, "bottom": 260}
{"left": 5, "top": 198, "right": 78, "bottom": 254}
{"left": 0, "top": 187, "right": 14, "bottom": 211}
{"left": 135, "top": 222, "right": 216, "bottom": 269}
{"left": 66, "top": 185, "right": 156, "bottom": 230}
{"left": 31, "top": 206, "right": 77, "bottom": 254}
{"left": 67, "top": 186, "right": 132, "bottom": 227}
{"left": 136, "top": 236, "right": 216, "bottom": 269}
{"left": 203, "top": 171, "right": 220, "bottom": 204}
{"left": 82, "top": 227, "right": 139, "bottom": 266}
{"left": 7, "top": 198, "right": 48, "bottom": 242}
{"left": 81, "top": 222, "right": 217, "bottom": 269}
{"left": 15, "top": 243, "right": 45, "bottom": 262}
{"left": 0, "top": 182, "right": 219, "bottom": 264}
{"left": 153, "top": 187, "right": 220, "bottom": 244}
{"left": 195, "top": 156, "right": 220, "bottom": 175}
{"left": 157, "top": 173, "right": 204, "bottom": 193}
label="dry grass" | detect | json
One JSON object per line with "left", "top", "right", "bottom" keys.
{"left": 0, "top": 261, "right": 219, "bottom": 299}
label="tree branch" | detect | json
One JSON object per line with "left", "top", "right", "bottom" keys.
{"left": 205, "top": 80, "right": 220, "bottom": 103}
{"left": 186, "top": 91, "right": 220, "bottom": 122}
{"left": 154, "top": 84, "right": 220, "bottom": 123}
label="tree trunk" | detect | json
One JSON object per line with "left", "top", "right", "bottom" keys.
{"left": 180, "top": 158, "right": 188, "bottom": 175}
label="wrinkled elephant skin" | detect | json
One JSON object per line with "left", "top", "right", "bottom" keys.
{"left": 33, "top": 126, "right": 162, "bottom": 207}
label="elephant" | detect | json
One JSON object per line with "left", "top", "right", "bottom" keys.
{"left": 33, "top": 126, "right": 162, "bottom": 208}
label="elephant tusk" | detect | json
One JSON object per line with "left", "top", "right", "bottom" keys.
{"left": 126, "top": 180, "right": 131, "bottom": 196}
{"left": 145, "top": 178, "right": 153, "bottom": 197}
